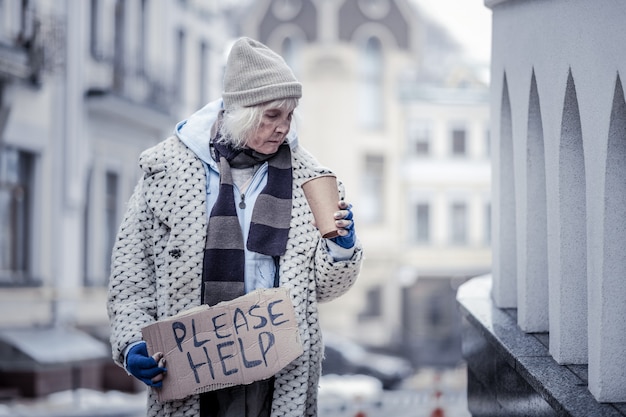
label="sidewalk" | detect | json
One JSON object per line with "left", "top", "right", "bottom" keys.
{"left": 0, "top": 389, "right": 146, "bottom": 417}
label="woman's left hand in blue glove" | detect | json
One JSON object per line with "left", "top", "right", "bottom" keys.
{"left": 125, "top": 342, "right": 167, "bottom": 388}
{"left": 330, "top": 201, "right": 356, "bottom": 249}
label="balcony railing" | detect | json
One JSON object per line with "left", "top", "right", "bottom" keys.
{"left": 0, "top": 18, "right": 43, "bottom": 85}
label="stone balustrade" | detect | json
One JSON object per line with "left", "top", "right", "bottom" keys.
{"left": 460, "top": 0, "right": 626, "bottom": 411}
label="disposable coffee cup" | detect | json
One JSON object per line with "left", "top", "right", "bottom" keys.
{"left": 302, "top": 175, "right": 340, "bottom": 239}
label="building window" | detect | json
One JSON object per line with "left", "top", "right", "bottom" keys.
{"left": 408, "top": 120, "right": 431, "bottom": 156}
{"left": 113, "top": 0, "right": 126, "bottom": 91}
{"left": 427, "top": 295, "right": 443, "bottom": 328}
{"left": 281, "top": 36, "right": 302, "bottom": 77}
{"left": 82, "top": 168, "right": 92, "bottom": 285}
{"left": 0, "top": 148, "right": 34, "bottom": 285}
{"left": 176, "top": 28, "right": 186, "bottom": 102}
{"left": 359, "top": 285, "right": 382, "bottom": 321}
{"left": 484, "top": 202, "right": 492, "bottom": 245}
{"left": 485, "top": 128, "right": 491, "bottom": 158}
{"left": 198, "top": 40, "right": 208, "bottom": 108}
{"left": 0, "top": 1, "right": 5, "bottom": 40}
{"left": 104, "top": 171, "right": 119, "bottom": 279}
{"left": 358, "top": 36, "right": 383, "bottom": 129}
{"left": 0, "top": 0, "right": 31, "bottom": 45}
{"left": 90, "top": 0, "right": 115, "bottom": 62}
{"left": 90, "top": 0, "right": 101, "bottom": 59}
{"left": 361, "top": 154, "right": 384, "bottom": 223}
{"left": 451, "top": 126, "right": 467, "bottom": 156}
{"left": 138, "top": 0, "right": 148, "bottom": 75}
{"left": 415, "top": 202, "right": 430, "bottom": 244}
{"left": 17, "top": 0, "right": 34, "bottom": 46}
{"left": 358, "top": 0, "right": 390, "bottom": 19}
{"left": 450, "top": 202, "right": 468, "bottom": 244}
{"left": 272, "top": 0, "right": 302, "bottom": 20}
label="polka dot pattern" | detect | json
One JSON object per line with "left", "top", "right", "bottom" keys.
{"left": 108, "top": 137, "right": 363, "bottom": 417}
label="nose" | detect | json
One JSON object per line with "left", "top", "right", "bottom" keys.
{"left": 275, "top": 119, "right": 290, "bottom": 134}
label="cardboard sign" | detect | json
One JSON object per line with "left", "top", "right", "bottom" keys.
{"left": 142, "top": 287, "right": 303, "bottom": 402}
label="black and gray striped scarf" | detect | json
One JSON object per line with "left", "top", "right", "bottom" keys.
{"left": 201, "top": 139, "right": 292, "bottom": 307}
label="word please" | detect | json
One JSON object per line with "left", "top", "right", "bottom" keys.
{"left": 169, "top": 300, "right": 290, "bottom": 384}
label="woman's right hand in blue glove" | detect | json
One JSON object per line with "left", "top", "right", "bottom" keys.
{"left": 330, "top": 201, "right": 356, "bottom": 249}
{"left": 125, "top": 341, "right": 167, "bottom": 387}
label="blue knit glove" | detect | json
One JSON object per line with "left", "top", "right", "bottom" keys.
{"left": 125, "top": 342, "right": 166, "bottom": 388}
{"left": 330, "top": 203, "right": 356, "bottom": 249}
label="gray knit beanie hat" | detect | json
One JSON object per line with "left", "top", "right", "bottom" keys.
{"left": 222, "top": 37, "right": 302, "bottom": 110}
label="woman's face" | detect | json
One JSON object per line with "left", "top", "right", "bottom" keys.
{"left": 245, "top": 107, "right": 293, "bottom": 154}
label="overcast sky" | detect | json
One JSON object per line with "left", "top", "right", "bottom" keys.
{"left": 412, "top": 0, "right": 492, "bottom": 65}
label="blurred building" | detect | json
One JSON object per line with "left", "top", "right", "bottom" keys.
{"left": 458, "top": 0, "right": 626, "bottom": 415}
{"left": 240, "top": 0, "right": 490, "bottom": 368}
{"left": 398, "top": 84, "right": 490, "bottom": 367}
{"left": 0, "top": 0, "right": 491, "bottom": 401}
{"left": 0, "top": 0, "right": 234, "bottom": 397}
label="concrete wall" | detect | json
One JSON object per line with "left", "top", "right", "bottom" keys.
{"left": 487, "top": 0, "right": 626, "bottom": 403}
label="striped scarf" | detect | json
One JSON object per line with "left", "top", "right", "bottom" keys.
{"left": 201, "top": 139, "right": 292, "bottom": 307}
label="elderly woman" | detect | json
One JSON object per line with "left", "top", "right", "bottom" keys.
{"left": 107, "top": 37, "right": 363, "bottom": 417}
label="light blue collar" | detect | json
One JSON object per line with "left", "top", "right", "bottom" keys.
{"left": 175, "top": 98, "right": 299, "bottom": 168}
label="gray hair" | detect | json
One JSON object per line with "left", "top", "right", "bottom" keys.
{"left": 218, "top": 98, "right": 299, "bottom": 148}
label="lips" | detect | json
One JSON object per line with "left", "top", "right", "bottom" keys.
{"left": 269, "top": 136, "right": 285, "bottom": 143}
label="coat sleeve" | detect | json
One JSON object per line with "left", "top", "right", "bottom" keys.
{"left": 313, "top": 176, "right": 363, "bottom": 302}
{"left": 288, "top": 143, "right": 364, "bottom": 303}
{"left": 107, "top": 175, "right": 158, "bottom": 366}
{"left": 314, "top": 239, "right": 363, "bottom": 303}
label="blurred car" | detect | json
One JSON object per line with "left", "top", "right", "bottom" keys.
{"left": 318, "top": 374, "right": 384, "bottom": 417}
{"left": 322, "top": 333, "right": 414, "bottom": 390}
{"left": 318, "top": 374, "right": 382, "bottom": 398}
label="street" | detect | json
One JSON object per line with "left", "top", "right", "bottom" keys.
{"left": 0, "top": 386, "right": 470, "bottom": 417}
{"left": 0, "top": 368, "right": 471, "bottom": 417}
{"left": 319, "top": 388, "right": 470, "bottom": 417}
{"left": 317, "top": 367, "right": 471, "bottom": 417}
